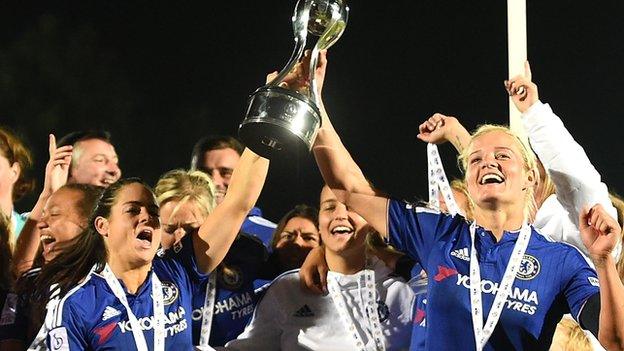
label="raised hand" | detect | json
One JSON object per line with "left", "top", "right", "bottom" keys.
{"left": 43, "top": 134, "right": 72, "bottom": 195}
{"left": 266, "top": 49, "right": 328, "bottom": 98}
{"left": 579, "top": 204, "right": 622, "bottom": 266}
{"left": 505, "top": 61, "right": 539, "bottom": 113}
{"left": 299, "top": 245, "right": 329, "bottom": 295}
{"left": 417, "top": 113, "right": 470, "bottom": 152}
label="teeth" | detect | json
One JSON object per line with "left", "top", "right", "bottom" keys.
{"left": 480, "top": 174, "right": 503, "bottom": 184}
{"left": 40, "top": 235, "right": 55, "bottom": 244}
{"left": 136, "top": 229, "right": 153, "bottom": 241}
{"left": 331, "top": 226, "right": 353, "bottom": 234}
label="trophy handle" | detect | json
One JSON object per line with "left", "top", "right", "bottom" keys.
{"left": 309, "top": 2, "right": 349, "bottom": 104}
{"left": 266, "top": 0, "right": 313, "bottom": 88}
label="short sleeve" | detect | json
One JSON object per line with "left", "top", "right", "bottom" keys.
{"left": 561, "top": 249, "right": 601, "bottom": 321}
{"left": 47, "top": 302, "right": 89, "bottom": 350}
{"left": 387, "top": 199, "right": 464, "bottom": 267}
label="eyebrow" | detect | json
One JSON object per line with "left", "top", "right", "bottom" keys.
{"left": 92, "top": 153, "right": 119, "bottom": 160}
{"left": 123, "top": 201, "right": 158, "bottom": 209}
{"left": 469, "top": 146, "right": 515, "bottom": 156}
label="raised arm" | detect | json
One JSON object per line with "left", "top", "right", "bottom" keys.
{"left": 416, "top": 113, "right": 471, "bottom": 153}
{"left": 284, "top": 52, "right": 392, "bottom": 241}
{"left": 193, "top": 148, "right": 269, "bottom": 274}
{"left": 578, "top": 204, "right": 624, "bottom": 350}
{"left": 309, "top": 54, "right": 375, "bottom": 198}
{"left": 507, "top": 62, "right": 617, "bottom": 253}
{"left": 12, "top": 134, "right": 71, "bottom": 275}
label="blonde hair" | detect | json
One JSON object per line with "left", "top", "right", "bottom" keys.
{"left": 551, "top": 318, "right": 592, "bottom": 351}
{"left": 458, "top": 124, "right": 538, "bottom": 220}
{"left": 154, "top": 169, "right": 217, "bottom": 218}
{"left": 450, "top": 179, "right": 474, "bottom": 220}
{"left": 532, "top": 159, "right": 557, "bottom": 221}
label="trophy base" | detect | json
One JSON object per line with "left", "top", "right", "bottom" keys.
{"left": 239, "top": 86, "right": 321, "bottom": 159}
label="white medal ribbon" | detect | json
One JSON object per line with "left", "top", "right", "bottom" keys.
{"left": 427, "top": 143, "right": 462, "bottom": 216}
{"left": 327, "top": 268, "right": 386, "bottom": 351}
{"left": 102, "top": 264, "right": 166, "bottom": 351}
{"left": 469, "top": 222, "right": 531, "bottom": 350}
{"left": 198, "top": 273, "right": 217, "bottom": 347}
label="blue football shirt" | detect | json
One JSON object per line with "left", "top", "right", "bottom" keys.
{"left": 45, "top": 255, "right": 194, "bottom": 350}
{"left": 241, "top": 207, "right": 276, "bottom": 249}
{"left": 387, "top": 199, "right": 599, "bottom": 350}
{"left": 172, "top": 232, "right": 269, "bottom": 346}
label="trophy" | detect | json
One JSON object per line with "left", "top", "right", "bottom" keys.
{"left": 239, "top": 0, "right": 349, "bottom": 158}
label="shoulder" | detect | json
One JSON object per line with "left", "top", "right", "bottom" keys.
{"left": 244, "top": 207, "right": 277, "bottom": 230}
{"left": 152, "top": 255, "right": 193, "bottom": 285}
{"left": 20, "top": 266, "right": 41, "bottom": 279}
{"left": 16, "top": 266, "right": 41, "bottom": 288}
{"left": 266, "top": 269, "right": 301, "bottom": 290}
{"left": 388, "top": 198, "right": 468, "bottom": 227}
{"left": 530, "top": 227, "right": 591, "bottom": 265}
{"left": 52, "top": 274, "right": 101, "bottom": 327}
{"left": 256, "top": 269, "right": 300, "bottom": 302}
{"left": 60, "top": 273, "right": 101, "bottom": 305}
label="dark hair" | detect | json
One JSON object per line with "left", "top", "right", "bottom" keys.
{"left": 270, "top": 204, "right": 319, "bottom": 249}
{"left": 57, "top": 130, "right": 113, "bottom": 148}
{"left": 33, "top": 178, "right": 147, "bottom": 302}
{"left": 15, "top": 184, "right": 102, "bottom": 328}
{"left": 0, "top": 211, "right": 13, "bottom": 291}
{"left": 190, "top": 135, "right": 245, "bottom": 170}
{"left": 0, "top": 126, "right": 35, "bottom": 201}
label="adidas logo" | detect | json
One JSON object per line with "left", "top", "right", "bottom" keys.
{"left": 102, "top": 306, "right": 122, "bottom": 321}
{"left": 450, "top": 248, "right": 470, "bottom": 261}
{"left": 293, "top": 304, "right": 315, "bottom": 317}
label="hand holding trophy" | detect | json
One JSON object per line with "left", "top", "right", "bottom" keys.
{"left": 239, "top": 0, "right": 349, "bottom": 158}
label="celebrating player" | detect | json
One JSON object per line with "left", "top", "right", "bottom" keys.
{"left": 308, "top": 52, "right": 624, "bottom": 349}
{"left": 40, "top": 146, "right": 268, "bottom": 350}
{"left": 225, "top": 185, "right": 414, "bottom": 350}
{"left": 155, "top": 169, "right": 270, "bottom": 347}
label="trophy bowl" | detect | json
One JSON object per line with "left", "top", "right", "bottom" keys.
{"left": 239, "top": 86, "right": 321, "bottom": 158}
{"left": 238, "top": 0, "right": 347, "bottom": 159}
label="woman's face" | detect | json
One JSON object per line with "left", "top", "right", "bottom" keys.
{"left": 274, "top": 216, "right": 320, "bottom": 270}
{"left": 465, "top": 131, "right": 534, "bottom": 211}
{"left": 38, "top": 188, "right": 87, "bottom": 262}
{"left": 318, "top": 186, "right": 368, "bottom": 256}
{"left": 275, "top": 217, "right": 319, "bottom": 249}
{"left": 96, "top": 183, "right": 161, "bottom": 266}
{"left": 159, "top": 200, "right": 206, "bottom": 250}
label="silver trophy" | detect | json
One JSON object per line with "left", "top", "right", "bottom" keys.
{"left": 239, "top": 0, "right": 349, "bottom": 158}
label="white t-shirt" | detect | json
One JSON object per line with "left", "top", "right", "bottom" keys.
{"left": 225, "top": 257, "right": 414, "bottom": 350}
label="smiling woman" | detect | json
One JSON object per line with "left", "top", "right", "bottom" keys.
{"left": 31, "top": 146, "right": 269, "bottom": 350}
{"left": 225, "top": 185, "right": 414, "bottom": 350}
{"left": 37, "top": 178, "right": 195, "bottom": 350}
{"left": 0, "top": 183, "right": 101, "bottom": 351}
{"left": 307, "top": 53, "right": 624, "bottom": 350}
{"left": 315, "top": 118, "right": 624, "bottom": 350}
{"left": 459, "top": 125, "right": 538, "bottom": 224}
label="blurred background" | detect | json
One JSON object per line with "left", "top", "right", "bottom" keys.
{"left": 1, "top": 0, "right": 623, "bottom": 221}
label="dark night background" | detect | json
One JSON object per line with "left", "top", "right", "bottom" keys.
{"left": 1, "top": 1, "right": 623, "bottom": 222}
